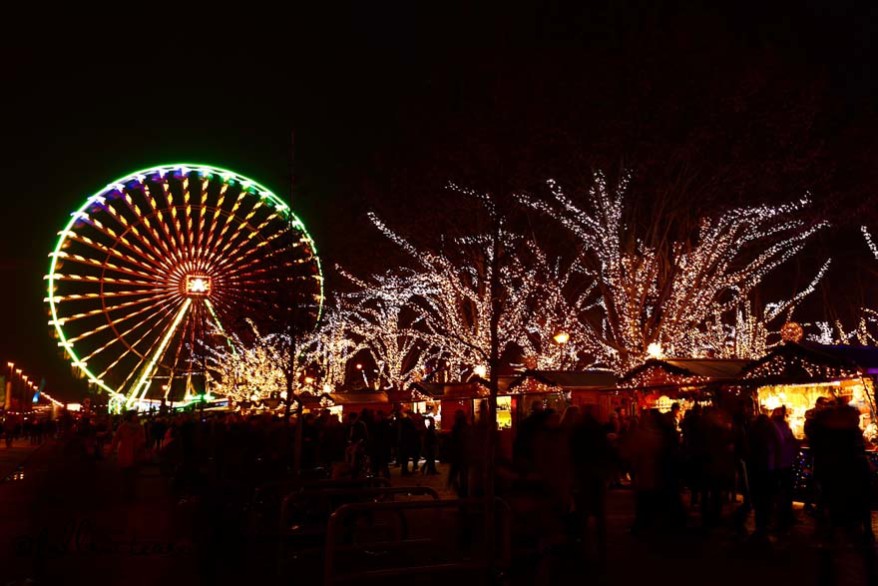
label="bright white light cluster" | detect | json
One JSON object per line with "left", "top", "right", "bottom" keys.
{"left": 203, "top": 320, "right": 316, "bottom": 403}
{"left": 519, "top": 171, "right": 826, "bottom": 371}
{"left": 362, "top": 202, "right": 603, "bottom": 379}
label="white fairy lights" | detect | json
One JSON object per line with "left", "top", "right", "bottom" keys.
{"left": 519, "top": 171, "right": 826, "bottom": 371}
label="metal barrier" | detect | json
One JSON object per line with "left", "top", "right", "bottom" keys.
{"left": 324, "top": 498, "right": 512, "bottom": 585}
{"left": 251, "top": 477, "right": 392, "bottom": 530}
{"left": 275, "top": 485, "right": 440, "bottom": 576}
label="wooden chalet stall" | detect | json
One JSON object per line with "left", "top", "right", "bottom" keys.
{"left": 619, "top": 358, "right": 752, "bottom": 417}
{"left": 390, "top": 386, "right": 443, "bottom": 419}
{"left": 740, "top": 342, "right": 878, "bottom": 441}
{"left": 327, "top": 390, "right": 391, "bottom": 418}
{"left": 411, "top": 381, "right": 490, "bottom": 432}
{"left": 295, "top": 391, "right": 343, "bottom": 418}
{"left": 505, "top": 370, "right": 619, "bottom": 422}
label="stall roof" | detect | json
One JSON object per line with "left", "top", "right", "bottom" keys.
{"left": 740, "top": 342, "right": 878, "bottom": 383}
{"left": 328, "top": 390, "right": 389, "bottom": 405}
{"left": 621, "top": 358, "right": 751, "bottom": 383}
{"left": 511, "top": 369, "right": 618, "bottom": 390}
{"left": 411, "top": 381, "right": 491, "bottom": 398}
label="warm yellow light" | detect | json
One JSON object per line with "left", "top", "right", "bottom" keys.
{"left": 6, "top": 362, "right": 12, "bottom": 368}
{"left": 304, "top": 376, "right": 314, "bottom": 384}
{"left": 473, "top": 365, "right": 487, "bottom": 378}
{"left": 553, "top": 331, "right": 570, "bottom": 345}
{"left": 647, "top": 343, "right": 664, "bottom": 359}
{"left": 356, "top": 363, "right": 363, "bottom": 370}
{"left": 323, "top": 383, "right": 332, "bottom": 394}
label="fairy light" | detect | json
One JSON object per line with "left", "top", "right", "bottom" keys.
{"left": 202, "top": 319, "right": 320, "bottom": 404}
{"left": 519, "top": 172, "right": 826, "bottom": 371}
{"left": 364, "top": 199, "right": 606, "bottom": 379}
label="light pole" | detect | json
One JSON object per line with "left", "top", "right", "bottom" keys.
{"left": 5, "top": 363, "right": 12, "bottom": 411}
{"left": 553, "top": 331, "right": 570, "bottom": 370}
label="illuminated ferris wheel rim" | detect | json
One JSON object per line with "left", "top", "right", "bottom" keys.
{"left": 46, "top": 162, "right": 324, "bottom": 402}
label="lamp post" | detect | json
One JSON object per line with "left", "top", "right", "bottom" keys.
{"left": 553, "top": 331, "right": 570, "bottom": 369}
{"left": 5, "top": 363, "right": 12, "bottom": 411}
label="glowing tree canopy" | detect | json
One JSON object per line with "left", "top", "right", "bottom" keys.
{"left": 204, "top": 320, "right": 318, "bottom": 403}
{"left": 520, "top": 171, "right": 826, "bottom": 371}
{"left": 367, "top": 208, "right": 544, "bottom": 379}
{"left": 336, "top": 269, "right": 430, "bottom": 390}
{"left": 309, "top": 303, "right": 365, "bottom": 390}
{"left": 46, "top": 164, "right": 323, "bottom": 409}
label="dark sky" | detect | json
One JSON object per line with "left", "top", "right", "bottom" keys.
{"left": 2, "top": 2, "right": 877, "bottom": 399}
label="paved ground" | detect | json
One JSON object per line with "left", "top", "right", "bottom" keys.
{"left": 1, "top": 446, "right": 876, "bottom": 585}
{"left": 0, "top": 439, "right": 45, "bottom": 480}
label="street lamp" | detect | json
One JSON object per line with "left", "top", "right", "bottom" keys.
{"left": 647, "top": 343, "right": 664, "bottom": 360}
{"left": 552, "top": 331, "right": 571, "bottom": 370}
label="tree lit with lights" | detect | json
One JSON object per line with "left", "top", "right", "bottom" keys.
{"left": 520, "top": 171, "right": 826, "bottom": 370}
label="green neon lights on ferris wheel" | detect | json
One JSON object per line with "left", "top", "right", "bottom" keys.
{"left": 46, "top": 163, "right": 325, "bottom": 402}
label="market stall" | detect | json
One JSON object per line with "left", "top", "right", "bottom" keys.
{"left": 740, "top": 342, "right": 878, "bottom": 441}
{"left": 619, "top": 358, "right": 753, "bottom": 417}
{"left": 507, "top": 369, "right": 619, "bottom": 422}
{"left": 328, "top": 390, "right": 390, "bottom": 417}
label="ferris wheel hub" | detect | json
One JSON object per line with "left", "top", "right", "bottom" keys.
{"left": 184, "top": 274, "right": 212, "bottom": 297}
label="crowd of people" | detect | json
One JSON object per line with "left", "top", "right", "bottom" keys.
{"left": 507, "top": 395, "right": 876, "bottom": 557}
{"left": 1, "top": 413, "right": 55, "bottom": 447}
{"left": 29, "top": 392, "right": 873, "bottom": 561}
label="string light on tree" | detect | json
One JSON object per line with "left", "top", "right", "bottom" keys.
{"left": 519, "top": 171, "right": 827, "bottom": 371}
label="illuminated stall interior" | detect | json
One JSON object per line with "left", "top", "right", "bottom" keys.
{"left": 741, "top": 342, "right": 878, "bottom": 442}
{"left": 619, "top": 358, "right": 752, "bottom": 416}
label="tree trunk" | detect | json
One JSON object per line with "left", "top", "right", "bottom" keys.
{"left": 484, "top": 214, "right": 502, "bottom": 576}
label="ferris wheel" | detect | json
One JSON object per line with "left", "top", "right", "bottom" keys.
{"left": 46, "top": 164, "right": 323, "bottom": 409}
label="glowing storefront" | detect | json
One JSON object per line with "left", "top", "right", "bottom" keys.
{"left": 741, "top": 343, "right": 878, "bottom": 442}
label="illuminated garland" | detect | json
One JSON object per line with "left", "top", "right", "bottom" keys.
{"left": 1, "top": 364, "right": 61, "bottom": 408}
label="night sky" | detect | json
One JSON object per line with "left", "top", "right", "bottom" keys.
{"left": 3, "top": 2, "right": 877, "bottom": 400}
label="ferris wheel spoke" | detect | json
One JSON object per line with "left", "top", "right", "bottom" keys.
{"left": 127, "top": 298, "right": 192, "bottom": 405}
{"left": 210, "top": 211, "right": 289, "bottom": 266}
{"left": 61, "top": 227, "right": 165, "bottom": 276}
{"left": 54, "top": 250, "right": 157, "bottom": 281}
{"left": 177, "top": 175, "right": 196, "bottom": 265}
{"left": 51, "top": 273, "right": 156, "bottom": 287}
{"left": 57, "top": 289, "right": 175, "bottom": 325}
{"left": 202, "top": 191, "right": 258, "bottom": 264}
{"left": 197, "top": 183, "right": 235, "bottom": 263}
{"left": 117, "top": 183, "right": 180, "bottom": 269}
{"left": 163, "top": 178, "right": 196, "bottom": 266}
{"left": 212, "top": 227, "right": 292, "bottom": 273}
{"left": 146, "top": 180, "right": 187, "bottom": 266}
{"left": 66, "top": 291, "right": 176, "bottom": 345}
{"left": 54, "top": 288, "right": 167, "bottom": 303}
{"left": 114, "top": 309, "right": 183, "bottom": 399}
{"left": 83, "top": 300, "right": 182, "bottom": 374}
{"left": 87, "top": 201, "right": 169, "bottom": 272}
{"left": 73, "top": 211, "right": 156, "bottom": 263}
